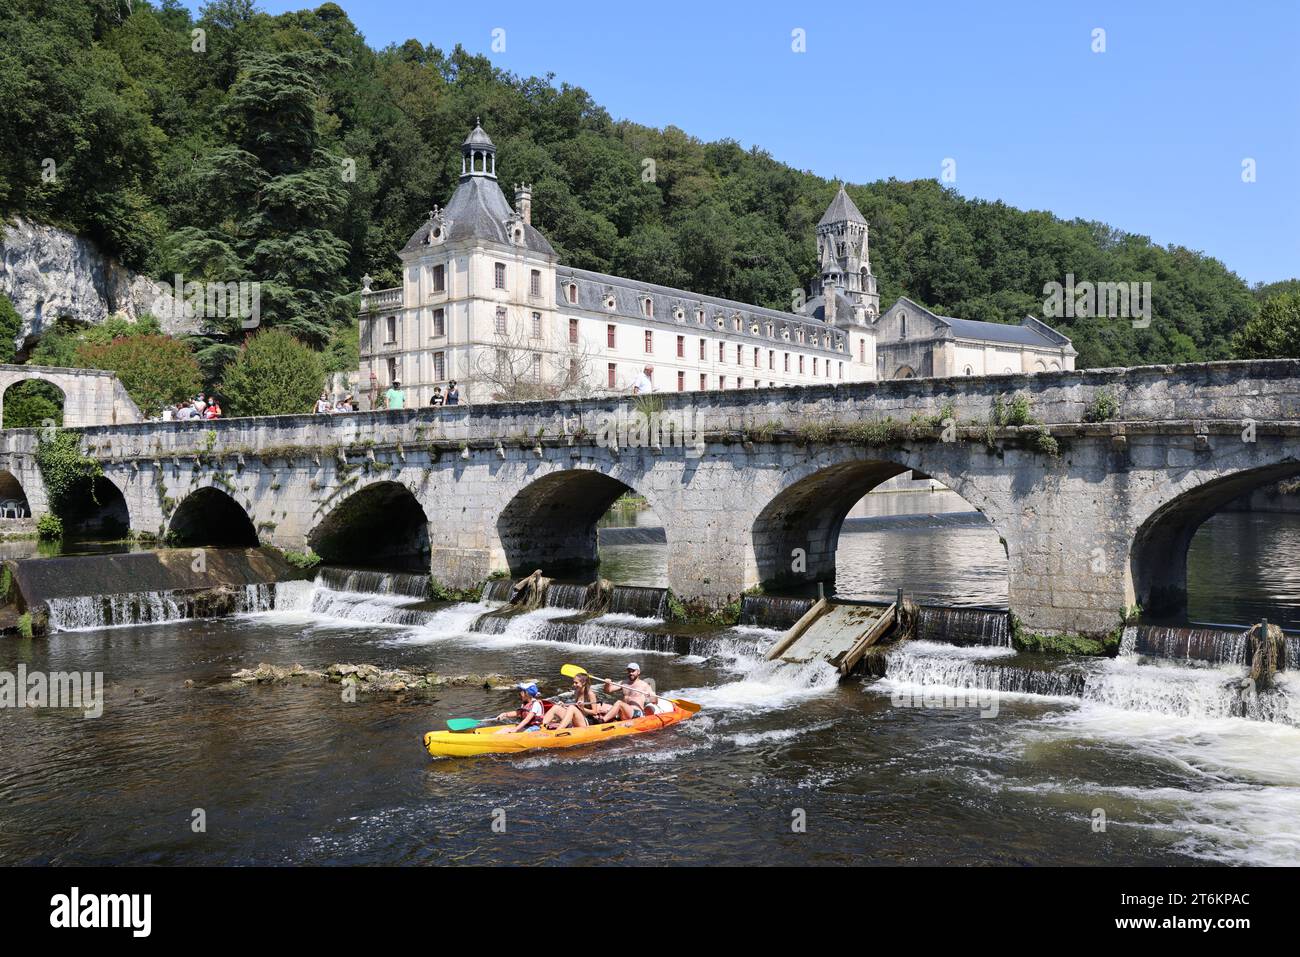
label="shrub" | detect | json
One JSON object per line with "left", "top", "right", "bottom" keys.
{"left": 220, "top": 329, "right": 324, "bottom": 417}
{"left": 36, "top": 513, "right": 63, "bottom": 540}
{"left": 1083, "top": 389, "right": 1120, "bottom": 423}
{"left": 74, "top": 334, "right": 202, "bottom": 417}
{"left": 0, "top": 292, "right": 21, "bottom": 363}
{"left": 282, "top": 548, "right": 322, "bottom": 569}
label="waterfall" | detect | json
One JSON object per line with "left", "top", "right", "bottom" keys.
{"left": 545, "top": 581, "right": 598, "bottom": 610}
{"left": 739, "top": 595, "right": 814, "bottom": 629}
{"left": 315, "top": 566, "right": 430, "bottom": 599}
{"left": 47, "top": 584, "right": 284, "bottom": 633}
{"left": 878, "top": 637, "right": 1298, "bottom": 725}
{"left": 607, "top": 585, "right": 668, "bottom": 619}
{"left": 913, "top": 606, "right": 1011, "bottom": 646}
{"left": 482, "top": 579, "right": 513, "bottom": 603}
{"left": 466, "top": 607, "right": 761, "bottom": 658}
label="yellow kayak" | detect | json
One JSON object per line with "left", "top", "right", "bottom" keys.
{"left": 423, "top": 702, "right": 696, "bottom": 758}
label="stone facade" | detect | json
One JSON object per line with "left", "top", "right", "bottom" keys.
{"left": 3, "top": 360, "right": 1298, "bottom": 637}
{"left": 0, "top": 364, "right": 141, "bottom": 428}
{"left": 357, "top": 124, "right": 1073, "bottom": 407}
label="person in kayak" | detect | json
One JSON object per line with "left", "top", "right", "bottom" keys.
{"left": 600, "top": 663, "right": 657, "bottom": 722}
{"left": 543, "top": 672, "right": 601, "bottom": 730}
{"left": 495, "top": 682, "right": 545, "bottom": 733}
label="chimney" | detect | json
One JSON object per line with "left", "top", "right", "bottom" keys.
{"left": 825, "top": 288, "right": 836, "bottom": 324}
{"left": 515, "top": 183, "right": 532, "bottom": 225}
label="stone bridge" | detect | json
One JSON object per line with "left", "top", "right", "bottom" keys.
{"left": 0, "top": 364, "right": 141, "bottom": 427}
{"left": 2, "top": 360, "right": 1299, "bottom": 636}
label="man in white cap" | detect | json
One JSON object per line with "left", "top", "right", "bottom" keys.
{"left": 601, "top": 662, "right": 667, "bottom": 721}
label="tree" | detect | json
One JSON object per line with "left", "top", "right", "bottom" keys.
{"left": 2, "top": 381, "right": 64, "bottom": 428}
{"left": 0, "top": 293, "right": 21, "bottom": 363}
{"left": 220, "top": 329, "right": 323, "bottom": 416}
{"left": 471, "top": 320, "right": 599, "bottom": 402}
{"left": 1233, "top": 292, "right": 1300, "bottom": 359}
{"left": 73, "top": 334, "right": 202, "bottom": 417}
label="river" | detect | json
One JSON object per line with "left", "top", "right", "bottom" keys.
{"left": 1, "top": 492, "right": 1298, "bottom": 866}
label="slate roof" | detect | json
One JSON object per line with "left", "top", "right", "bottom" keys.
{"left": 819, "top": 185, "right": 867, "bottom": 226}
{"left": 556, "top": 267, "right": 844, "bottom": 355}
{"left": 402, "top": 175, "right": 556, "bottom": 257}
{"left": 804, "top": 291, "right": 858, "bottom": 324}
{"left": 889, "top": 297, "right": 1073, "bottom": 349}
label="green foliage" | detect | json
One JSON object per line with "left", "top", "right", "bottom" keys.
{"left": 34, "top": 431, "right": 103, "bottom": 517}
{"left": 30, "top": 314, "right": 164, "bottom": 367}
{"left": 220, "top": 329, "right": 324, "bottom": 416}
{"left": 429, "top": 578, "right": 482, "bottom": 602}
{"left": 73, "top": 334, "right": 202, "bottom": 416}
{"left": 0, "top": 564, "right": 11, "bottom": 603}
{"left": 1010, "top": 615, "right": 1114, "bottom": 656}
{"left": 282, "top": 547, "right": 322, "bottom": 570}
{"left": 1083, "top": 389, "right": 1120, "bottom": 423}
{"left": 0, "top": 293, "right": 21, "bottom": 363}
{"left": 1232, "top": 292, "right": 1300, "bottom": 359}
{"left": 0, "top": 2, "right": 1280, "bottom": 376}
{"left": 36, "top": 513, "right": 64, "bottom": 541}
{"left": 1, "top": 380, "right": 64, "bottom": 428}
{"left": 17, "top": 612, "right": 33, "bottom": 639}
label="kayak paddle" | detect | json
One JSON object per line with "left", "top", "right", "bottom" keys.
{"left": 560, "top": 663, "right": 701, "bottom": 714}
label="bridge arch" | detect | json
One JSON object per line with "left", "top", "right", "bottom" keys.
{"left": 61, "top": 473, "right": 130, "bottom": 539}
{"left": 749, "top": 452, "right": 1008, "bottom": 596}
{"left": 308, "top": 480, "right": 430, "bottom": 570}
{"left": 496, "top": 467, "right": 662, "bottom": 577}
{"left": 0, "top": 468, "right": 30, "bottom": 518}
{"left": 1129, "top": 461, "right": 1300, "bottom": 621}
{"left": 167, "top": 486, "right": 259, "bottom": 547}
{"left": 1, "top": 378, "right": 65, "bottom": 429}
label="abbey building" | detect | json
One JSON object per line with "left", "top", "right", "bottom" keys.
{"left": 358, "top": 123, "right": 1074, "bottom": 406}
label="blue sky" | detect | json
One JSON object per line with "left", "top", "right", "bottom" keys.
{"left": 199, "top": 0, "right": 1298, "bottom": 284}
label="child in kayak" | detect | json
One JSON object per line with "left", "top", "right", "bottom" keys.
{"left": 496, "top": 682, "right": 545, "bottom": 733}
{"left": 543, "top": 672, "right": 601, "bottom": 730}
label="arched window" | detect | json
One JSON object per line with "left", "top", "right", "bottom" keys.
{"left": 898, "top": 314, "right": 908, "bottom": 339}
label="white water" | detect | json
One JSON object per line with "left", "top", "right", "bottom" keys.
{"left": 47, "top": 583, "right": 282, "bottom": 633}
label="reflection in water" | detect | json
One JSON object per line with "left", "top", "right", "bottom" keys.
{"left": 1188, "top": 511, "right": 1300, "bottom": 629}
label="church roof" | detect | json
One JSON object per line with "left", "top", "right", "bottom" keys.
{"left": 804, "top": 290, "right": 858, "bottom": 324}
{"left": 888, "top": 297, "right": 1074, "bottom": 349}
{"left": 819, "top": 185, "right": 867, "bottom": 226}
{"left": 402, "top": 175, "right": 555, "bottom": 257}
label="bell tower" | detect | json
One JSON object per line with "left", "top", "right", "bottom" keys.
{"left": 460, "top": 118, "right": 497, "bottom": 180}
{"left": 812, "top": 184, "right": 879, "bottom": 318}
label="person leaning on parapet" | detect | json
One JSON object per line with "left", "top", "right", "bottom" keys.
{"left": 631, "top": 364, "right": 655, "bottom": 395}
{"left": 429, "top": 386, "right": 444, "bottom": 407}
{"left": 334, "top": 393, "right": 355, "bottom": 413}
{"left": 384, "top": 379, "right": 405, "bottom": 410}
{"left": 314, "top": 391, "right": 332, "bottom": 414}
{"left": 444, "top": 380, "right": 460, "bottom": 406}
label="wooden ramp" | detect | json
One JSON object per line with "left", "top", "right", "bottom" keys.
{"left": 764, "top": 599, "right": 897, "bottom": 675}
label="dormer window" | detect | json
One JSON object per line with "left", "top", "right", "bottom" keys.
{"left": 714, "top": 315, "right": 724, "bottom": 330}
{"left": 642, "top": 297, "right": 653, "bottom": 318}
{"left": 674, "top": 307, "right": 685, "bottom": 322}
{"left": 732, "top": 315, "right": 742, "bottom": 331}
{"left": 750, "top": 322, "right": 759, "bottom": 335}
{"left": 604, "top": 294, "right": 616, "bottom": 310}
{"left": 567, "top": 283, "right": 578, "bottom": 304}
{"left": 696, "top": 309, "right": 706, "bottom": 324}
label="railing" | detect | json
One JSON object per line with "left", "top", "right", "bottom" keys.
{"left": 360, "top": 287, "right": 402, "bottom": 311}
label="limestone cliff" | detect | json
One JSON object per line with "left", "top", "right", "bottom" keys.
{"left": 0, "top": 216, "right": 194, "bottom": 350}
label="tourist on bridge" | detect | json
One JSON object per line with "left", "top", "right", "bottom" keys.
{"left": 444, "top": 380, "right": 460, "bottom": 406}
{"left": 334, "top": 394, "right": 355, "bottom": 413}
{"left": 202, "top": 396, "right": 222, "bottom": 420}
{"left": 632, "top": 364, "right": 655, "bottom": 395}
{"left": 385, "top": 379, "right": 405, "bottom": 410}
{"left": 314, "top": 391, "right": 332, "bottom": 414}
{"left": 429, "top": 386, "right": 444, "bottom": 407}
